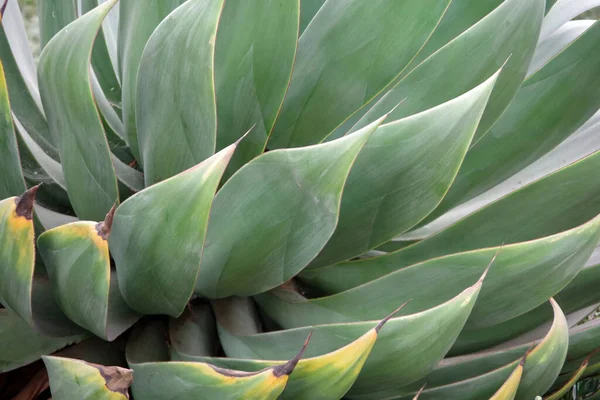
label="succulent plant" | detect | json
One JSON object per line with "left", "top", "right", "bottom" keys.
{"left": 1, "top": 0, "right": 600, "bottom": 399}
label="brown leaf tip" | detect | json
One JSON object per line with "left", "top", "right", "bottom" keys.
{"left": 15, "top": 185, "right": 40, "bottom": 220}
{"left": 89, "top": 363, "right": 133, "bottom": 396}
{"left": 272, "top": 331, "right": 312, "bottom": 377}
{"left": 375, "top": 300, "right": 410, "bottom": 333}
{"left": 96, "top": 204, "right": 117, "bottom": 240}
{"left": 0, "top": 0, "right": 7, "bottom": 20}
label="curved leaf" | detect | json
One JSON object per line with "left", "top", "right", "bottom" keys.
{"left": 312, "top": 150, "right": 600, "bottom": 288}
{"left": 310, "top": 70, "right": 499, "bottom": 268}
{"left": 215, "top": 0, "right": 299, "bottom": 178}
{"left": 127, "top": 320, "right": 305, "bottom": 400}
{"left": 214, "top": 275, "right": 481, "bottom": 398}
{"left": 0, "top": 310, "right": 84, "bottom": 373}
{"left": 110, "top": 144, "right": 236, "bottom": 316}
{"left": 351, "top": 0, "right": 544, "bottom": 141}
{"left": 539, "top": 0, "right": 600, "bottom": 40}
{"left": 136, "top": 0, "right": 224, "bottom": 185}
{"left": 195, "top": 117, "right": 382, "bottom": 298}
{"left": 170, "top": 306, "right": 401, "bottom": 400}
{"left": 426, "top": 20, "right": 600, "bottom": 222}
{"left": 44, "top": 356, "right": 132, "bottom": 400}
{"left": 490, "top": 358, "right": 524, "bottom": 400}
{"left": 118, "top": 0, "right": 184, "bottom": 159}
{"left": 37, "top": 0, "right": 76, "bottom": 49}
{"left": 37, "top": 213, "right": 141, "bottom": 341}
{"left": 268, "top": 0, "right": 451, "bottom": 148}
{"left": 544, "top": 351, "right": 597, "bottom": 400}
{"left": 37, "top": 0, "right": 119, "bottom": 220}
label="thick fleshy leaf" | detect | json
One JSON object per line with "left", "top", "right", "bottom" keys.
{"left": 37, "top": 0, "right": 119, "bottom": 220}
{"left": 545, "top": 352, "right": 596, "bottom": 400}
{"left": 299, "top": 0, "right": 325, "bottom": 34}
{"left": 0, "top": 188, "right": 37, "bottom": 323}
{"left": 451, "top": 258, "right": 600, "bottom": 354}
{"left": 312, "top": 150, "right": 600, "bottom": 288}
{"left": 37, "top": 215, "right": 141, "bottom": 341}
{"left": 310, "top": 70, "right": 499, "bottom": 268}
{"left": 0, "top": 310, "right": 84, "bottom": 373}
{"left": 0, "top": 59, "right": 26, "bottom": 198}
{"left": 214, "top": 276, "right": 481, "bottom": 398}
{"left": 215, "top": 0, "right": 299, "bottom": 178}
{"left": 425, "top": 20, "right": 600, "bottom": 222}
{"left": 0, "top": 0, "right": 55, "bottom": 154}
{"left": 170, "top": 306, "right": 400, "bottom": 400}
{"left": 118, "top": 0, "right": 184, "bottom": 159}
{"left": 195, "top": 118, "right": 382, "bottom": 299}
{"left": 44, "top": 356, "right": 132, "bottom": 400}
{"left": 490, "top": 358, "right": 524, "bottom": 400}
{"left": 136, "top": 0, "right": 224, "bottom": 185}
{"left": 37, "top": 0, "right": 76, "bottom": 49}
{"left": 539, "top": 0, "right": 600, "bottom": 41}
{"left": 351, "top": 0, "right": 544, "bottom": 141}
{"left": 389, "top": 299, "right": 568, "bottom": 400}
{"left": 127, "top": 320, "right": 305, "bottom": 400}
{"left": 268, "top": 0, "right": 451, "bottom": 148}
{"left": 110, "top": 144, "right": 236, "bottom": 316}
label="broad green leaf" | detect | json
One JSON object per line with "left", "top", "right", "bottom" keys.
{"left": 490, "top": 358, "right": 524, "bottom": 400}
{"left": 0, "top": 60, "right": 26, "bottom": 198}
{"left": 215, "top": 0, "right": 299, "bottom": 178}
{"left": 268, "top": 0, "right": 451, "bottom": 148}
{"left": 389, "top": 299, "right": 568, "bottom": 400}
{"left": 127, "top": 320, "right": 306, "bottom": 400}
{"left": 310, "top": 70, "right": 499, "bottom": 268}
{"left": 311, "top": 150, "right": 600, "bottom": 289}
{"left": 352, "top": 0, "right": 544, "bottom": 141}
{"left": 37, "top": 0, "right": 76, "bottom": 49}
{"left": 214, "top": 276, "right": 481, "bottom": 398}
{"left": 136, "top": 0, "right": 224, "bottom": 185}
{"left": 81, "top": 0, "right": 121, "bottom": 106}
{"left": 299, "top": 0, "right": 325, "bottom": 34}
{"left": 426, "top": 20, "right": 600, "bottom": 223}
{"left": 170, "top": 306, "right": 400, "bottom": 400}
{"left": 118, "top": 0, "right": 184, "bottom": 160}
{"left": 452, "top": 258, "right": 600, "bottom": 354}
{"left": 38, "top": 214, "right": 141, "bottom": 341}
{"left": 0, "top": 310, "right": 84, "bottom": 373}
{"left": 37, "top": 0, "right": 119, "bottom": 220}
{"left": 0, "top": 187, "right": 37, "bottom": 323}
{"left": 0, "top": 4, "right": 57, "bottom": 158}
{"left": 195, "top": 118, "right": 382, "bottom": 299}
{"left": 44, "top": 356, "right": 132, "bottom": 400}
{"left": 110, "top": 144, "right": 236, "bottom": 316}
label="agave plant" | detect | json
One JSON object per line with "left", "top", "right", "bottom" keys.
{"left": 1, "top": 0, "right": 600, "bottom": 399}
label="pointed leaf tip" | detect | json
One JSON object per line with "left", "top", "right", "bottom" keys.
{"left": 478, "top": 245, "right": 504, "bottom": 284}
{"left": 15, "top": 184, "right": 41, "bottom": 220}
{"left": 273, "top": 331, "right": 313, "bottom": 377}
{"left": 96, "top": 203, "right": 117, "bottom": 240}
{"left": 375, "top": 300, "right": 411, "bottom": 333}
{"left": 0, "top": 0, "right": 7, "bottom": 19}
{"left": 413, "top": 384, "right": 426, "bottom": 400}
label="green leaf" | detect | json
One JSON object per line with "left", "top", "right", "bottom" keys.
{"left": 136, "top": 0, "right": 224, "bottom": 185}
{"left": 127, "top": 320, "right": 305, "bottom": 400}
{"left": 37, "top": 0, "right": 76, "bottom": 49}
{"left": 0, "top": 60, "right": 26, "bottom": 198}
{"left": 110, "top": 144, "right": 236, "bottom": 316}
{"left": 351, "top": 0, "right": 544, "bottom": 141}
{"left": 44, "top": 356, "right": 132, "bottom": 400}
{"left": 37, "top": 0, "right": 119, "bottom": 220}
{"left": 490, "top": 358, "right": 524, "bottom": 400}
{"left": 195, "top": 117, "right": 382, "bottom": 299}
{"left": 389, "top": 299, "right": 568, "bottom": 400}
{"left": 215, "top": 0, "right": 299, "bottom": 178}
{"left": 168, "top": 306, "right": 400, "bottom": 400}
{"left": 213, "top": 274, "right": 481, "bottom": 398}
{"left": 311, "top": 150, "right": 600, "bottom": 289}
{"left": 118, "top": 0, "right": 184, "bottom": 160}
{"left": 310, "top": 70, "right": 499, "bottom": 268}
{"left": 37, "top": 214, "right": 141, "bottom": 341}
{"left": 544, "top": 352, "right": 595, "bottom": 400}
{"left": 268, "top": 0, "right": 451, "bottom": 148}
{"left": 0, "top": 310, "right": 84, "bottom": 373}
{"left": 425, "top": 20, "right": 600, "bottom": 224}
{"left": 299, "top": 0, "right": 325, "bottom": 34}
